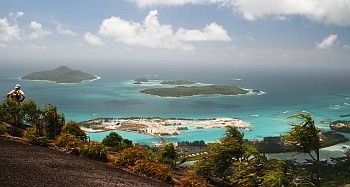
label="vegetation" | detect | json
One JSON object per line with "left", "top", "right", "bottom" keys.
{"left": 2, "top": 96, "right": 350, "bottom": 186}
{"left": 191, "top": 126, "right": 292, "bottom": 186}
{"left": 160, "top": 80, "right": 195, "bottom": 85}
{"left": 62, "top": 121, "right": 87, "bottom": 139}
{"left": 54, "top": 133, "right": 83, "bottom": 149}
{"left": 102, "top": 132, "right": 132, "bottom": 152}
{"left": 0, "top": 122, "right": 7, "bottom": 134}
{"left": 284, "top": 114, "right": 321, "bottom": 187}
{"left": 141, "top": 85, "right": 248, "bottom": 97}
{"left": 21, "top": 66, "right": 97, "bottom": 83}
{"left": 81, "top": 141, "right": 108, "bottom": 162}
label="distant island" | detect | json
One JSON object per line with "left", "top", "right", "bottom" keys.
{"left": 160, "top": 80, "right": 195, "bottom": 85}
{"left": 330, "top": 120, "right": 350, "bottom": 133}
{"left": 133, "top": 78, "right": 149, "bottom": 84}
{"left": 22, "top": 66, "right": 98, "bottom": 83}
{"left": 140, "top": 85, "right": 248, "bottom": 97}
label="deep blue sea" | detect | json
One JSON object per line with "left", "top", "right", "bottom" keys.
{"left": 1, "top": 66, "right": 350, "bottom": 145}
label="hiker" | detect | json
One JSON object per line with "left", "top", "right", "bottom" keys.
{"left": 6, "top": 84, "right": 26, "bottom": 102}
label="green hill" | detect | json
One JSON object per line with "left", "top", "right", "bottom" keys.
{"left": 22, "top": 66, "right": 97, "bottom": 83}
{"left": 140, "top": 85, "right": 248, "bottom": 97}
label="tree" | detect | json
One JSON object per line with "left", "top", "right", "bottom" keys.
{"left": 62, "top": 121, "right": 86, "bottom": 138}
{"left": 43, "top": 104, "right": 65, "bottom": 139}
{"left": 284, "top": 113, "right": 321, "bottom": 187}
{"left": 193, "top": 126, "right": 291, "bottom": 186}
{"left": 102, "top": 132, "right": 132, "bottom": 152}
{"left": 21, "top": 100, "right": 43, "bottom": 136}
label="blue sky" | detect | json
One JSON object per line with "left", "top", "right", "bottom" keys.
{"left": 1, "top": 0, "right": 350, "bottom": 72}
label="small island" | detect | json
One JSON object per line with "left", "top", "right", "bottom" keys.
{"left": 133, "top": 78, "right": 149, "bottom": 84}
{"left": 22, "top": 66, "right": 98, "bottom": 84}
{"left": 160, "top": 80, "right": 195, "bottom": 85}
{"left": 330, "top": 120, "right": 350, "bottom": 133}
{"left": 140, "top": 85, "right": 248, "bottom": 97}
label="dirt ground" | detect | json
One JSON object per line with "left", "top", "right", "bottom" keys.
{"left": 0, "top": 136, "right": 173, "bottom": 187}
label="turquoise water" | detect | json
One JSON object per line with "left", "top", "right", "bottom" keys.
{"left": 1, "top": 68, "right": 349, "bottom": 145}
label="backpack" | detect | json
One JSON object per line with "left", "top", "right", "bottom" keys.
{"left": 11, "top": 90, "right": 21, "bottom": 101}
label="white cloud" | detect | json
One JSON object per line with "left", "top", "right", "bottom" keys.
{"left": 176, "top": 22, "right": 231, "bottom": 41}
{"left": 316, "top": 34, "right": 338, "bottom": 49}
{"left": 0, "top": 17, "right": 21, "bottom": 41}
{"left": 28, "top": 21, "right": 51, "bottom": 39}
{"left": 84, "top": 32, "right": 103, "bottom": 45}
{"left": 56, "top": 25, "right": 77, "bottom": 36}
{"left": 9, "top": 11, "right": 24, "bottom": 22}
{"left": 132, "top": 0, "right": 350, "bottom": 26}
{"left": 96, "top": 10, "right": 229, "bottom": 50}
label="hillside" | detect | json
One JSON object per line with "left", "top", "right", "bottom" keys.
{"left": 21, "top": 66, "right": 97, "bottom": 83}
{"left": 0, "top": 136, "right": 172, "bottom": 187}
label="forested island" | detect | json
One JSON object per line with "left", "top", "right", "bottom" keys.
{"left": 160, "top": 80, "right": 195, "bottom": 85}
{"left": 140, "top": 85, "right": 248, "bottom": 97}
{"left": 22, "top": 66, "right": 98, "bottom": 83}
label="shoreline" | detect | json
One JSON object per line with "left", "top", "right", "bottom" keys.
{"left": 80, "top": 117, "right": 252, "bottom": 136}
{"left": 20, "top": 75, "right": 101, "bottom": 84}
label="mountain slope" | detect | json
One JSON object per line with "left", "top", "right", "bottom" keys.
{"left": 22, "top": 66, "right": 97, "bottom": 83}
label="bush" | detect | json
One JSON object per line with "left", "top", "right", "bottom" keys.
{"left": 0, "top": 122, "right": 7, "bottom": 135}
{"left": 102, "top": 132, "right": 133, "bottom": 152}
{"left": 54, "top": 133, "right": 83, "bottom": 149}
{"left": 180, "top": 170, "right": 207, "bottom": 187}
{"left": 62, "top": 121, "right": 86, "bottom": 138}
{"left": 114, "top": 145, "right": 154, "bottom": 167}
{"left": 81, "top": 141, "right": 108, "bottom": 162}
{"left": 131, "top": 159, "right": 172, "bottom": 183}
{"left": 23, "top": 126, "right": 48, "bottom": 146}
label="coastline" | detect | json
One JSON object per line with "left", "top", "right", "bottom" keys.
{"left": 20, "top": 75, "right": 101, "bottom": 84}
{"left": 80, "top": 117, "right": 252, "bottom": 136}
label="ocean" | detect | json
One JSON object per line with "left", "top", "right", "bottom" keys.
{"left": 1, "top": 66, "right": 350, "bottom": 145}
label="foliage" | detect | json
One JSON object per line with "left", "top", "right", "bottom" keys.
{"left": 0, "top": 122, "right": 7, "bottom": 134}
{"left": 0, "top": 99, "right": 22, "bottom": 126}
{"left": 54, "top": 133, "right": 83, "bottom": 149}
{"left": 23, "top": 126, "right": 48, "bottom": 146}
{"left": 284, "top": 113, "right": 321, "bottom": 187}
{"left": 131, "top": 159, "right": 172, "bottom": 183}
{"left": 61, "top": 121, "right": 86, "bottom": 138}
{"left": 81, "top": 141, "right": 108, "bottom": 162}
{"left": 193, "top": 126, "right": 292, "bottom": 186}
{"left": 42, "top": 104, "right": 65, "bottom": 140}
{"left": 102, "top": 132, "right": 132, "bottom": 152}
{"left": 180, "top": 170, "right": 207, "bottom": 187}
{"left": 157, "top": 142, "right": 176, "bottom": 166}
{"left": 113, "top": 145, "right": 155, "bottom": 167}
{"left": 141, "top": 85, "right": 248, "bottom": 97}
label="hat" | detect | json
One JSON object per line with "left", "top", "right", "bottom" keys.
{"left": 15, "top": 84, "right": 20, "bottom": 89}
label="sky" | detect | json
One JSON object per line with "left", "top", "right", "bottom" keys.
{"left": 1, "top": 0, "right": 350, "bottom": 73}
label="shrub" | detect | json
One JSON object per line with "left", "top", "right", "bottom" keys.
{"left": 54, "top": 133, "right": 83, "bottom": 149}
{"left": 102, "top": 132, "right": 133, "bottom": 152}
{"left": 180, "top": 170, "right": 207, "bottom": 187}
{"left": 0, "top": 122, "right": 7, "bottom": 135}
{"left": 62, "top": 121, "right": 86, "bottom": 138}
{"left": 23, "top": 126, "right": 48, "bottom": 146}
{"left": 81, "top": 141, "right": 108, "bottom": 162}
{"left": 131, "top": 159, "right": 172, "bottom": 183}
{"left": 114, "top": 145, "right": 154, "bottom": 167}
